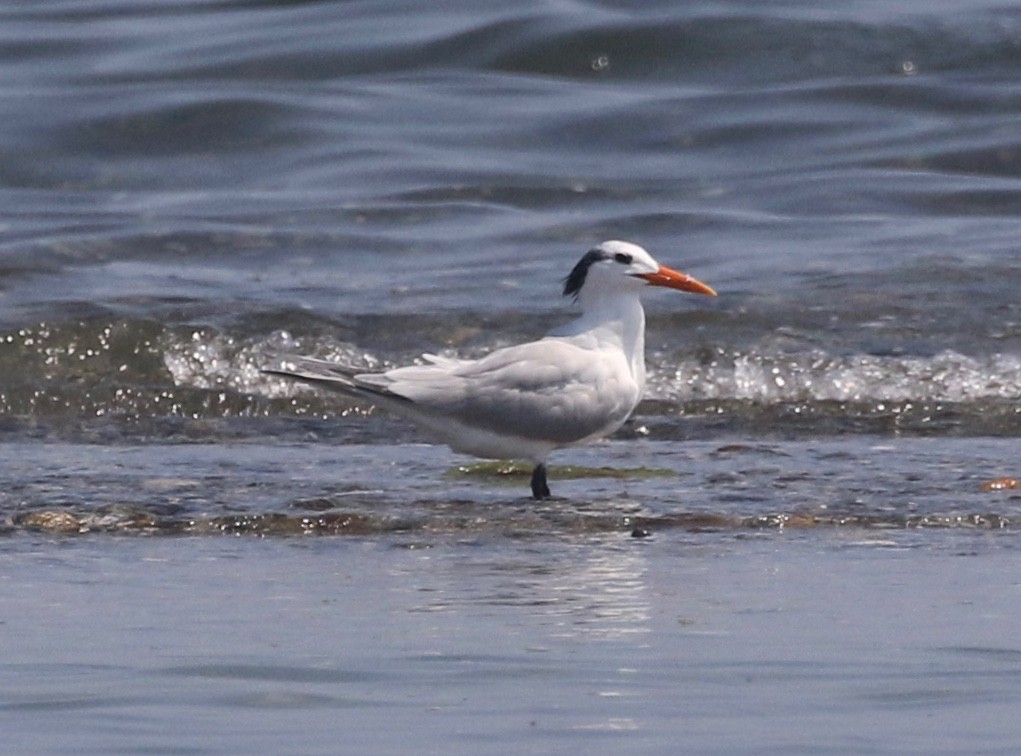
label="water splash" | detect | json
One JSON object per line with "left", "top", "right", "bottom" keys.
{"left": 162, "top": 328, "right": 381, "bottom": 399}
{"left": 651, "top": 348, "right": 1021, "bottom": 403}
{"left": 1, "top": 316, "right": 1019, "bottom": 437}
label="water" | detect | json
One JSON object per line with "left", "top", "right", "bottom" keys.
{"left": 2, "top": 0, "right": 1021, "bottom": 751}
{"left": 4, "top": 532, "right": 1021, "bottom": 754}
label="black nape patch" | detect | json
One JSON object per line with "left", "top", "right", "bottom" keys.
{"left": 562, "top": 248, "right": 610, "bottom": 299}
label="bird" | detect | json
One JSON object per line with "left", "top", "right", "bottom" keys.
{"left": 264, "top": 241, "right": 716, "bottom": 499}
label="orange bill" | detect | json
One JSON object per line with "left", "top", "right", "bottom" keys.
{"left": 637, "top": 266, "right": 717, "bottom": 296}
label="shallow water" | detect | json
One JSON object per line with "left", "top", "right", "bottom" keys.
{"left": 3, "top": 0, "right": 1021, "bottom": 751}
{"left": 4, "top": 528, "right": 1021, "bottom": 754}
{"left": 4, "top": 437, "right": 1020, "bottom": 536}
{"left": 5, "top": 436, "right": 1021, "bottom": 753}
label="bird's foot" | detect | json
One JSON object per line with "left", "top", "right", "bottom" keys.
{"left": 530, "top": 463, "right": 552, "bottom": 500}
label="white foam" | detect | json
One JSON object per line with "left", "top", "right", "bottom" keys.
{"left": 163, "top": 329, "right": 379, "bottom": 398}
{"left": 649, "top": 349, "right": 1021, "bottom": 403}
{"left": 165, "top": 330, "right": 1021, "bottom": 409}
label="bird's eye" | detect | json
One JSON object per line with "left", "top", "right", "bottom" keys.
{"left": 614, "top": 253, "right": 633, "bottom": 264}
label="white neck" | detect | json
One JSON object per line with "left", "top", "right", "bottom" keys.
{"left": 560, "top": 290, "right": 647, "bottom": 389}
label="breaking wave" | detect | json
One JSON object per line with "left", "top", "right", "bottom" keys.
{"left": 651, "top": 348, "right": 1021, "bottom": 404}
{"left": 0, "top": 315, "right": 1018, "bottom": 440}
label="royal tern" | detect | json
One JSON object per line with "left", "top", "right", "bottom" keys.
{"left": 265, "top": 241, "right": 716, "bottom": 499}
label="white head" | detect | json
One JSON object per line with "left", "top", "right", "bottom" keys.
{"left": 562, "top": 240, "right": 716, "bottom": 304}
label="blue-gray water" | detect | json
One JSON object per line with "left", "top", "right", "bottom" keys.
{"left": 2, "top": 0, "right": 1021, "bottom": 752}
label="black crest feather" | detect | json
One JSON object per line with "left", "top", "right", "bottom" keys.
{"left": 562, "top": 248, "right": 610, "bottom": 300}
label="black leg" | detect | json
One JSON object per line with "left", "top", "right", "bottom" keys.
{"left": 530, "top": 463, "right": 551, "bottom": 500}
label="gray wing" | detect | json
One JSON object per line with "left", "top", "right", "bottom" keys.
{"left": 370, "top": 338, "right": 641, "bottom": 445}
{"left": 265, "top": 338, "right": 640, "bottom": 446}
